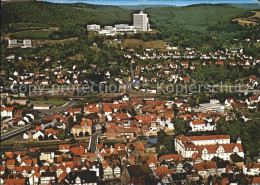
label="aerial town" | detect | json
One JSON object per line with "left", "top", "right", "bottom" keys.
{"left": 1, "top": 1, "right": 260, "bottom": 185}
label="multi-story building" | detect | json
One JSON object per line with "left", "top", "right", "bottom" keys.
{"left": 175, "top": 135, "right": 244, "bottom": 161}
{"left": 133, "top": 11, "right": 150, "bottom": 31}
{"left": 87, "top": 24, "right": 101, "bottom": 31}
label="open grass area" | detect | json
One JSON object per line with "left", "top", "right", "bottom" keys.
{"left": 254, "top": 42, "right": 260, "bottom": 48}
{"left": 232, "top": 18, "right": 258, "bottom": 26}
{"left": 31, "top": 99, "right": 68, "bottom": 106}
{"left": 10, "top": 30, "right": 53, "bottom": 39}
{"left": 122, "top": 39, "right": 166, "bottom": 49}
{"left": 10, "top": 22, "right": 49, "bottom": 32}
{"left": 232, "top": 11, "right": 260, "bottom": 26}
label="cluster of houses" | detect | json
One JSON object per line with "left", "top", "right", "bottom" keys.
{"left": 0, "top": 95, "right": 34, "bottom": 133}
{"left": 123, "top": 46, "right": 255, "bottom": 61}
{"left": 1, "top": 134, "right": 259, "bottom": 184}
{"left": 1, "top": 90, "right": 260, "bottom": 184}
{"left": 2, "top": 43, "right": 260, "bottom": 93}
{"left": 121, "top": 47, "right": 260, "bottom": 90}
{"left": 14, "top": 91, "right": 258, "bottom": 142}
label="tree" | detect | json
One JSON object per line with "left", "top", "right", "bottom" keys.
{"left": 156, "top": 130, "right": 174, "bottom": 155}
{"left": 68, "top": 117, "right": 74, "bottom": 131}
{"left": 101, "top": 125, "right": 106, "bottom": 134}
{"left": 57, "top": 128, "right": 68, "bottom": 140}
{"left": 172, "top": 118, "right": 191, "bottom": 135}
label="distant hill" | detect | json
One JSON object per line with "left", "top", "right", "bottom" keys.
{"left": 117, "top": 4, "right": 174, "bottom": 10}
{"left": 229, "top": 3, "right": 260, "bottom": 10}
{"left": 146, "top": 4, "right": 249, "bottom": 33}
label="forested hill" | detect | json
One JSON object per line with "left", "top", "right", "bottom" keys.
{"left": 1, "top": 2, "right": 133, "bottom": 27}
{"left": 146, "top": 4, "right": 249, "bottom": 33}
{"left": 145, "top": 4, "right": 260, "bottom": 52}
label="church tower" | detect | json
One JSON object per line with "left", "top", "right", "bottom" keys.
{"left": 98, "top": 100, "right": 105, "bottom": 123}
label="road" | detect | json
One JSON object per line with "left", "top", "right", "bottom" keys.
{"left": 1, "top": 99, "right": 81, "bottom": 142}
{"left": 88, "top": 131, "right": 100, "bottom": 153}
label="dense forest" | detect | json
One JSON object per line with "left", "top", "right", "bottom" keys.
{"left": 3, "top": 2, "right": 259, "bottom": 54}
{"left": 146, "top": 4, "right": 260, "bottom": 54}
{"left": 1, "top": 1, "right": 133, "bottom": 37}
{"left": 1, "top": 2, "right": 133, "bottom": 26}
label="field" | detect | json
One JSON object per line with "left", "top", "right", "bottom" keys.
{"left": 254, "top": 42, "right": 260, "bottom": 48}
{"left": 37, "top": 37, "right": 78, "bottom": 45}
{"left": 10, "top": 22, "right": 50, "bottom": 32}
{"left": 10, "top": 30, "right": 53, "bottom": 39}
{"left": 232, "top": 10, "right": 260, "bottom": 26}
{"left": 122, "top": 39, "right": 166, "bottom": 49}
{"left": 31, "top": 99, "right": 68, "bottom": 106}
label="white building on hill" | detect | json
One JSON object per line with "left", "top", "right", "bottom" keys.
{"left": 133, "top": 11, "right": 150, "bottom": 31}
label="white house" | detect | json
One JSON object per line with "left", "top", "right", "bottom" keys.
{"left": 243, "top": 163, "right": 260, "bottom": 176}
{"left": 1, "top": 107, "right": 14, "bottom": 118}
{"left": 33, "top": 130, "right": 44, "bottom": 140}
{"left": 190, "top": 120, "right": 215, "bottom": 132}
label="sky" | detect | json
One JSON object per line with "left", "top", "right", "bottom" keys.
{"left": 44, "top": 0, "right": 260, "bottom": 6}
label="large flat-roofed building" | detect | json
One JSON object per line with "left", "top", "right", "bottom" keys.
{"left": 199, "top": 99, "right": 225, "bottom": 113}
{"left": 87, "top": 24, "right": 101, "bottom": 31}
{"left": 115, "top": 24, "right": 136, "bottom": 33}
{"left": 33, "top": 104, "right": 53, "bottom": 110}
{"left": 133, "top": 11, "right": 150, "bottom": 31}
{"left": 22, "top": 39, "right": 32, "bottom": 48}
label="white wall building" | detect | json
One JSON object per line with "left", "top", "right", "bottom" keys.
{"left": 133, "top": 11, "right": 150, "bottom": 31}
{"left": 87, "top": 24, "right": 101, "bottom": 31}
{"left": 190, "top": 120, "right": 215, "bottom": 132}
{"left": 175, "top": 134, "right": 244, "bottom": 161}
{"left": 199, "top": 99, "right": 225, "bottom": 113}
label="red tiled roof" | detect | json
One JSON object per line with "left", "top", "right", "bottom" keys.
{"left": 154, "top": 166, "right": 174, "bottom": 179}
{"left": 1, "top": 107, "right": 15, "bottom": 112}
{"left": 70, "top": 146, "right": 85, "bottom": 156}
{"left": 252, "top": 177, "right": 260, "bottom": 183}
{"left": 250, "top": 96, "right": 258, "bottom": 100}
{"left": 159, "top": 154, "right": 182, "bottom": 162}
{"left": 59, "top": 144, "right": 71, "bottom": 151}
{"left": 81, "top": 120, "right": 92, "bottom": 126}
{"left": 146, "top": 155, "right": 157, "bottom": 166}
{"left": 6, "top": 159, "right": 15, "bottom": 165}
{"left": 4, "top": 178, "right": 26, "bottom": 185}
{"left": 191, "top": 120, "right": 204, "bottom": 125}
{"left": 176, "top": 134, "right": 230, "bottom": 142}
{"left": 197, "top": 143, "right": 243, "bottom": 154}
{"left": 194, "top": 161, "right": 217, "bottom": 171}
{"left": 66, "top": 108, "right": 81, "bottom": 113}
{"left": 216, "top": 61, "right": 224, "bottom": 65}
{"left": 249, "top": 75, "right": 256, "bottom": 80}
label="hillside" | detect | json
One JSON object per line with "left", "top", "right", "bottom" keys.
{"left": 229, "top": 3, "right": 260, "bottom": 10}
{"left": 1, "top": 2, "right": 133, "bottom": 27}
{"left": 146, "top": 4, "right": 248, "bottom": 33}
